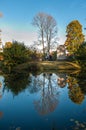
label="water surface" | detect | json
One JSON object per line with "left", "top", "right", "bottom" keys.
{"left": 0, "top": 71, "right": 86, "bottom": 130}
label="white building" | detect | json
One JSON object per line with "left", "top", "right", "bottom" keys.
{"left": 57, "top": 45, "right": 66, "bottom": 60}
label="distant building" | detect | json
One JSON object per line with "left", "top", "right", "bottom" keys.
{"left": 57, "top": 45, "right": 66, "bottom": 60}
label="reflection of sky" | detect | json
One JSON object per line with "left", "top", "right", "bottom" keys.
{"left": 0, "top": 73, "right": 86, "bottom": 129}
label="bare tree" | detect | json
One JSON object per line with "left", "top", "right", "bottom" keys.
{"left": 32, "top": 13, "right": 46, "bottom": 56}
{"left": 32, "top": 12, "right": 58, "bottom": 57}
{"left": 44, "top": 15, "right": 58, "bottom": 54}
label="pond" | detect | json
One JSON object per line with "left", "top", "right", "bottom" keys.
{"left": 0, "top": 70, "right": 86, "bottom": 130}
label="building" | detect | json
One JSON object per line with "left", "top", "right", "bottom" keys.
{"left": 57, "top": 45, "right": 66, "bottom": 60}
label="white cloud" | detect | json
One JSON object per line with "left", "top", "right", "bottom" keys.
{"left": 59, "top": 35, "right": 66, "bottom": 45}
{"left": 1, "top": 24, "right": 66, "bottom": 48}
{"left": 58, "top": 30, "right": 66, "bottom": 45}
{"left": 1, "top": 26, "right": 38, "bottom": 46}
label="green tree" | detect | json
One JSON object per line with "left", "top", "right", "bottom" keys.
{"left": 65, "top": 20, "right": 85, "bottom": 55}
{"left": 4, "top": 71, "right": 31, "bottom": 95}
{"left": 74, "top": 42, "right": 86, "bottom": 68}
{"left": 3, "top": 41, "right": 29, "bottom": 72}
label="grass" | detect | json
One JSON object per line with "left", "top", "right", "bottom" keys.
{"left": 38, "top": 61, "right": 81, "bottom": 70}
{"left": 14, "top": 61, "right": 81, "bottom": 72}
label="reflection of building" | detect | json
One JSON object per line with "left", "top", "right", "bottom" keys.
{"left": 57, "top": 45, "right": 66, "bottom": 60}
{"left": 57, "top": 74, "right": 67, "bottom": 88}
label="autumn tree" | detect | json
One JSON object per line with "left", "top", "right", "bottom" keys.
{"left": 64, "top": 20, "right": 85, "bottom": 55}
{"left": 32, "top": 12, "right": 58, "bottom": 56}
{"left": 5, "top": 42, "right": 12, "bottom": 48}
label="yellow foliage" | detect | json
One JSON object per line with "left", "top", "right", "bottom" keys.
{"left": 64, "top": 20, "right": 85, "bottom": 54}
{"left": 69, "top": 86, "right": 84, "bottom": 104}
{"left": 5, "top": 42, "right": 12, "bottom": 48}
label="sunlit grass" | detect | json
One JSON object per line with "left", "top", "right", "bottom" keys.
{"left": 13, "top": 61, "right": 81, "bottom": 73}
{"left": 39, "top": 61, "right": 81, "bottom": 70}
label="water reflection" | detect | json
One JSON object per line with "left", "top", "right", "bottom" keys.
{"left": 28, "top": 74, "right": 42, "bottom": 94}
{"left": 67, "top": 76, "right": 85, "bottom": 104}
{"left": 0, "top": 70, "right": 86, "bottom": 129}
{"left": 34, "top": 73, "right": 59, "bottom": 115}
{"left": 0, "top": 111, "right": 3, "bottom": 119}
{"left": 0, "top": 77, "right": 5, "bottom": 99}
{"left": 4, "top": 71, "right": 31, "bottom": 95}
{"left": 0, "top": 82, "right": 2, "bottom": 99}
{"left": 1, "top": 70, "right": 86, "bottom": 105}
{"left": 57, "top": 73, "right": 67, "bottom": 88}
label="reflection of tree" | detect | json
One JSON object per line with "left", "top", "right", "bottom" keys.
{"left": 75, "top": 72, "right": 86, "bottom": 95}
{"left": 67, "top": 76, "right": 78, "bottom": 89}
{"left": 79, "top": 81, "right": 86, "bottom": 95}
{"left": 0, "top": 81, "right": 5, "bottom": 99}
{"left": 28, "top": 74, "right": 42, "bottom": 94}
{"left": 0, "top": 82, "right": 4, "bottom": 119}
{"left": 34, "top": 73, "right": 59, "bottom": 115}
{"left": 0, "top": 82, "right": 2, "bottom": 99}
{"left": 67, "top": 76, "right": 84, "bottom": 104}
{"left": 69, "top": 86, "right": 84, "bottom": 104}
{"left": 0, "top": 111, "right": 3, "bottom": 118}
{"left": 4, "top": 71, "right": 31, "bottom": 95}
{"left": 57, "top": 73, "right": 67, "bottom": 88}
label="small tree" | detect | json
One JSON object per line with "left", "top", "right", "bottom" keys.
{"left": 3, "top": 41, "right": 29, "bottom": 72}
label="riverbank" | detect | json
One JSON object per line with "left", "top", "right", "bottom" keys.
{"left": 13, "top": 61, "right": 81, "bottom": 72}
{"left": 38, "top": 61, "right": 81, "bottom": 70}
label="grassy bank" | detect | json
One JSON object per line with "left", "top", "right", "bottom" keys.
{"left": 14, "top": 61, "right": 81, "bottom": 72}
{"left": 38, "top": 61, "right": 81, "bottom": 70}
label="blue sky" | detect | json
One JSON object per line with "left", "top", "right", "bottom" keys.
{"left": 0, "top": 0, "right": 86, "bottom": 46}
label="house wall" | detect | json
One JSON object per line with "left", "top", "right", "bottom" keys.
{"left": 57, "top": 45, "right": 67, "bottom": 60}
